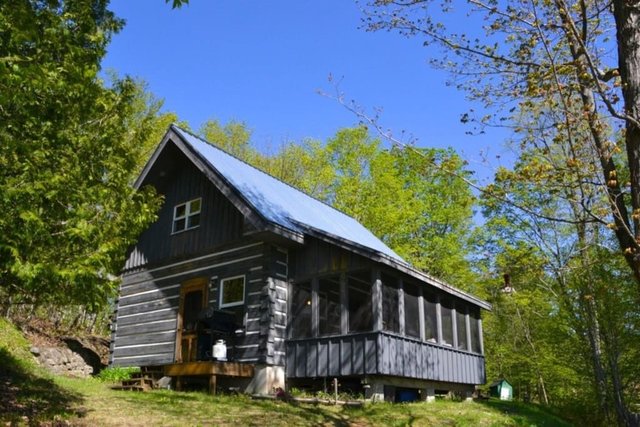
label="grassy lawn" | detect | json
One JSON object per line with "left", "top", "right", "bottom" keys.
{"left": 46, "top": 376, "right": 572, "bottom": 426}
{"left": 1, "top": 318, "right": 572, "bottom": 426}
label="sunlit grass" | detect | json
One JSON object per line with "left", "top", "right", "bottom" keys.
{"left": 2, "top": 318, "right": 571, "bottom": 426}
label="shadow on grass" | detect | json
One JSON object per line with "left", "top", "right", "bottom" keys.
{"left": 0, "top": 348, "right": 84, "bottom": 424}
{"left": 250, "top": 397, "right": 354, "bottom": 426}
{"left": 478, "top": 398, "right": 572, "bottom": 426}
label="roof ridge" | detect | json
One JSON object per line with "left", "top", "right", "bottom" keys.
{"left": 170, "top": 123, "right": 362, "bottom": 223}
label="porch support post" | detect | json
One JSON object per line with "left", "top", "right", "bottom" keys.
{"left": 340, "top": 272, "right": 348, "bottom": 335}
{"left": 372, "top": 268, "right": 382, "bottom": 331}
{"left": 418, "top": 287, "right": 425, "bottom": 341}
{"left": 465, "top": 309, "right": 472, "bottom": 352}
{"left": 436, "top": 295, "right": 443, "bottom": 344}
{"left": 478, "top": 317, "right": 484, "bottom": 354}
{"left": 398, "top": 278, "right": 405, "bottom": 336}
{"left": 311, "top": 277, "right": 319, "bottom": 337}
{"left": 452, "top": 305, "right": 459, "bottom": 349}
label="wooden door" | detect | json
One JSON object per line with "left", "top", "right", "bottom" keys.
{"left": 175, "top": 278, "right": 208, "bottom": 363}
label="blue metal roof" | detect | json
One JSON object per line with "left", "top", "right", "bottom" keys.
{"left": 173, "top": 126, "right": 406, "bottom": 264}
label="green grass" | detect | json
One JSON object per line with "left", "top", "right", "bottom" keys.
{"left": 0, "top": 317, "right": 83, "bottom": 425}
{"left": 1, "top": 317, "right": 573, "bottom": 426}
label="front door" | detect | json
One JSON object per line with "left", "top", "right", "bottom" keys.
{"left": 175, "top": 278, "right": 208, "bottom": 362}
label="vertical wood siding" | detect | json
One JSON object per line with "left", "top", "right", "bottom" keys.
{"left": 124, "top": 157, "right": 244, "bottom": 271}
{"left": 290, "top": 237, "right": 370, "bottom": 279}
{"left": 286, "top": 332, "right": 485, "bottom": 385}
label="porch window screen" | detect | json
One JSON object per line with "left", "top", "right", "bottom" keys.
{"left": 348, "top": 271, "right": 372, "bottom": 333}
{"left": 423, "top": 292, "right": 438, "bottom": 342}
{"left": 290, "top": 281, "right": 312, "bottom": 338}
{"left": 318, "top": 276, "right": 341, "bottom": 336}
{"left": 456, "top": 308, "right": 468, "bottom": 350}
{"left": 404, "top": 282, "right": 420, "bottom": 338}
{"left": 441, "top": 299, "right": 454, "bottom": 346}
{"left": 381, "top": 273, "right": 399, "bottom": 333}
{"left": 470, "top": 311, "right": 482, "bottom": 353}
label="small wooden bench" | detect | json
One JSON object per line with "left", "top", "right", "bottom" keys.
{"left": 163, "top": 361, "right": 254, "bottom": 394}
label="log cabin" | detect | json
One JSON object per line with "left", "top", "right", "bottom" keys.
{"left": 109, "top": 125, "right": 491, "bottom": 401}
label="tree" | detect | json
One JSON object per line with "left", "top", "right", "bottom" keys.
{"left": 476, "top": 126, "right": 640, "bottom": 424}
{"left": 0, "top": 1, "right": 161, "bottom": 313}
{"left": 362, "top": 0, "right": 640, "bottom": 292}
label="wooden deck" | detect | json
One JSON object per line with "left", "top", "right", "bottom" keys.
{"left": 163, "top": 361, "right": 254, "bottom": 394}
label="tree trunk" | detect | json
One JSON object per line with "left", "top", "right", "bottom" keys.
{"left": 582, "top": 290, "right": 610, "bottom": 420}
{"left": 613, "top": 1, "right": 640, "bottom": 288}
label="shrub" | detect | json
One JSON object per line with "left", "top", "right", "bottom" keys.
{"left": 96, "top": 366, "right": 140, "bottom": 382}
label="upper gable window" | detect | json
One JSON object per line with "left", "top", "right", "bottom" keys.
{"left": 172, "top": 198, "right": 201, "bottom": 233}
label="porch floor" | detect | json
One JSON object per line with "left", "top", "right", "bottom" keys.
{"left": 163, "top": 361, "right": 254, "bottom": 394}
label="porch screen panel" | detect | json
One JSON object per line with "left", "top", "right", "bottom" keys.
{"left": 423, "top": 292, "right": 437, "bottom": 342}
{"left": 404, "top": 282, "right": 420, "bottom": 338}
{"left": 318, "top": 276, "right": 341, "bottom": 336}
{"left": 441, "top": 299, "right": 454, "bottom": 346}
{"left": 290, "top": 281, "right": 312, "bottom": 338}
{"left": 456, "top": 308, "right": 468, "bottom": 351}
{"left": 348, "top": 271, "right": 372, "bottom": 333}
{"left": 381, "top": 273, "right": 399, "bottom": 333}
{"left": 470, "top": 310, "right": 482, "bottom": 353}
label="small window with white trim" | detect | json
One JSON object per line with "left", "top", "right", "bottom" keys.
{"left": 220, "top": 276, "right": 245, "bottom": 308}
{"left": 172, "top": 198, "right": 201, "bottom": 233}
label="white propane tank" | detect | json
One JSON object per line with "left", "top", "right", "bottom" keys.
{"left": 212, "top": 339, "right": 227, "bottom": 361}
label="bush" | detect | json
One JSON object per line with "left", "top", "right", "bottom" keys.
{"left": 96, "top": 366, "right": 140, "bottom": 383}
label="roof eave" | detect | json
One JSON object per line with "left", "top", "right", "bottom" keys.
{"left": 300, "top": 224, "right": 491, "bottom": 311}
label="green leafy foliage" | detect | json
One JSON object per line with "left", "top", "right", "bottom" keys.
{"left": 0, "top": 1, "right": 162, "bottom": 312}
{"left": 96, "top": 366, "right": 140, "bottom": 383}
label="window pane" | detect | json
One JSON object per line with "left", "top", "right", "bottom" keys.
{"left": 187, "top": 213, "right": 200, "bottom": 228}
{"left": 470, "top": 311, "right": 482, "bottom": 353}
{"left": 456, "top": 309, "right": 468, "bottom": 350}
{"left": 423, "top": 292, "right": 437, "bottom": 342}
{"left": 382, "top": 273, "right": 399, "bottom": 333}
{"left": 175, "top": 204, "right": 186, "bottom": 218}
{"left": 441, "top": 300, "right": 454, "bottom": 346}
{"left": 318, "top": 276, "right": 341, "bottom": 336}
{"left": 190, "top": 198, "right": 201, "bottom": 213}
{"left": 404, "top": 282, "right": 420, "bottom": 338}
{"left": 221, "top": 277, "right": 244, "bottom": 306}
{"left": 290, "top": 282, "right": 312, "bottom": 338}
{"left": 173, "top": 218, "right": 185, "bottom": 233}
{"left": 348, "top": 271, "right": 371, "bottom": 333}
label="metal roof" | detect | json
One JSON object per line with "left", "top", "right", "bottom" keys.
{"left": 138, "top": 126, "right": 490, "bottom": 310}
{"left": 173, "top": 126, "right": 406, "bottom": 264}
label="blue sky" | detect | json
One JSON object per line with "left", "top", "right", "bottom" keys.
{"left": 103, "top": 0, "right": 512, "bottom": 183}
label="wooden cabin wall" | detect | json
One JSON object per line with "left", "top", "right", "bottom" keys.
{"left": 289, "top": 237, "right": 372, "bottom": 279}
{"left": 124, "top": 158, "right": 244, "bottom": 271}
{"left": 286, "top": 332, "right": 486, "bottom": 385}
{"left": 111, "top": 241, "right": 267, "bottom": 367}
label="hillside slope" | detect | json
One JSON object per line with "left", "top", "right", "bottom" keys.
{"left": 1, "top": 317, "right": 572, "bottom": 426}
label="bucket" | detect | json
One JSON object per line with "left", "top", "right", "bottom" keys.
{"left": 212, "top": 339, "right": 227, "bottom": 361}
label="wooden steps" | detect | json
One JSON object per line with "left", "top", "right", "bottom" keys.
{"left": 112, "top": 366, "right": 164, "bottom": 392}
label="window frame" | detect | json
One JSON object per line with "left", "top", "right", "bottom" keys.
{"left": 219, "top": 275, "right": 245, "bottom": 308}
{"left": 172, "top": 197, "right": 202, "bottom": 234}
